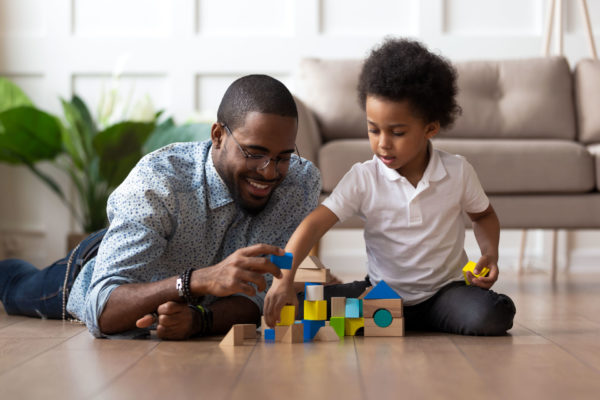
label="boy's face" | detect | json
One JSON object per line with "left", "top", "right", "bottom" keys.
{"left": 211, "top": 112, "right": 297, "bottom": 214}
{"left": 366, "top": 96, "right": 439, "bottom": 178}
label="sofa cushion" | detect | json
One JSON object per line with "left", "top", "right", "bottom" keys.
{"left": 296, "top": 57, "right": 576, "bottom": 143}
{"left": 443, "top": 57, "right": 576, "bottom": 140}
{"left": 588, "top": 144, "right": 600, "bottom": 190}
{"left": 575, "top": 59, "right": 600, "bottom": 144}
{"left": 318, "top": 139, "right": 595, "bottom": 194}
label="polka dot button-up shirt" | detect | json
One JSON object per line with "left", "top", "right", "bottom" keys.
{"left": 67, "top": 140, "right": 321, "bottom": 337}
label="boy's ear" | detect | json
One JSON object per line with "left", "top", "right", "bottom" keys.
{"left": 425, "top": 121, "right": 441, "bottom": 139}
{"left": 211, "top": 123, "right": 225, "bottom": 149}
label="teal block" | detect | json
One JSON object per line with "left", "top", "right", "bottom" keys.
{"left": 345, "top": 298, "right": 362, "bottom": 318}
{"left": 373, "top": 309, "right": 393, "bottom": 328}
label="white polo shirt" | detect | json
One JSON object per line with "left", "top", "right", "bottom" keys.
{"left": 322, "top": 145, "right": 489, "bottom": 305}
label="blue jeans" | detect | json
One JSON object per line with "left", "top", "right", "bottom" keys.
{"left": 298, "top": 277, "right": 516, "bottom": 336}
{"left": 0, "top": 229, "right": 106, "bottom": 319}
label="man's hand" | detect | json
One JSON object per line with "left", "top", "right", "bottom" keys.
{"left": 263, "top": 278, "right": 298, "bottom": 328}
{"left": 467, "top": 254, "right": 499, "bottom": 289}
{"left": 136, "top": 301, "right": 198, "bottom": 340}
{"left": 191, "top": 244, "right": 284, "bottom": 298}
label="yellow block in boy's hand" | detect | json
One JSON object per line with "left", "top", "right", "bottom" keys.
{"left": 462, "top": 261, "right": 490, "bottom": 285}
{"left": 277, "top": 305, "right": 296, "bottom": 326}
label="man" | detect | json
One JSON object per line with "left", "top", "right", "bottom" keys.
{"left": 0, "top": 75, "right": 321, "bottom": 339}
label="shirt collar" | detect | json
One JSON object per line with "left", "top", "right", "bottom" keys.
{"left": 206, "top": 147, "right": 235, "bottom": 210}
{"left": 376, "top": 141, "right": 447, "bottom": 184}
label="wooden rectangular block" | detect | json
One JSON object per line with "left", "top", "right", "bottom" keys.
{"left": 363, "top": 299, "right": 403, "bottom": 318}
{"left": 295, "top": 268, "right": 331, "bottom": 283}
{"left": 239, "top": 323, "right": 257, "bottom": 338}
{"left": 277, "top": 305, "right": 296, "bottom": 326}
{"left": 282, "top": 323, "right": 304, "bottom": 343}
{"left": 330, "top": 297, "right": 346, "bottom": 318}
{"left": 304, "top": 300, "right": 327, "bottom": 320}
{"left": 275, "top": 325, "right": 290, "bottom": 342}
{"left": 364, "top": 317, "right": 404, "bottom": 337}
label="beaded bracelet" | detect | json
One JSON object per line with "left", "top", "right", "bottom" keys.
{"left": 178, "top": 267, "right": 197, "bottom": 304}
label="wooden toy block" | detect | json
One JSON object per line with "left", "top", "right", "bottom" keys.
{"left": 345, "top": 298, "right": 362, "bottom": 318}
{"left": 298, "top": 255, "right": 327, "bottom": 269}
{"left": 302, "top": 320, "right": 325, "bottom": 342}
{"left": 295, "top": 268, "right": 331, "bottom": 283}
{"left": 264, "top": 328, "right": 276, "bottom": 342}
{"left": 220, "top": 324, "right": 257, "bottom": 346}
{"left": 373, "top": 309, "right": 393, "bottom": 328}
{"left": 305, "top": 284, "right": 324, "bottom": 301}
{"left": 304, "top": 300, "right": 327, "bottom": 320}
{"left": 282, "top": 323, "right": 304, "bottom": 343}
{"left": 462, "top": 261, "right": 490, "bottom": 285}
{"left": 270, "top": 252, "right": 293, "bottom": 269}
{"left": 363, "top": 299, "right": 403, "bottom": 318}
{"left": 330, "top": 297, "right": 346, "bottom": 317}
{"left": 358, "top": 286, "right": 373, "bottom": 299}
{"left": 364, "top": 317, "right": 404, "bottom": 337}
{"left": 364, "top": 280, "right": 401, "bottom": 300}
{"left": 344, "top": 317, "right": 364, "bottom": 336}
{"left": 329, "top": 317, "right": 345, "bottom": 338}
{"left": 277, "top": 305, "right": 296, "bottom": 326}
{"left": 275, "top": 325, "right": 290, "bottom": 341}
{"left": 314, "top": 326, "right": 340, "bottom": 342}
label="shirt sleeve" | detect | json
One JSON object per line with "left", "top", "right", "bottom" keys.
{"left": 460, "top": 158, "right": 490, "bottom": 214}
{"left": 81, "top": 157, "right": 176, "bottom": 337}
{"left": 321, "top": 163, "right": 365, "bottom": 222}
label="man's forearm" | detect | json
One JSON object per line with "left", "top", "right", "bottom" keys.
{"left": 208, "top": 296, "right": 261, "bottom": 334}
{"left": 98, "top": 277, "right": 180, "bottom": 334}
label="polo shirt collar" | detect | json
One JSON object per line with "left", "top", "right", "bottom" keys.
{"left": 376, "top": 141, "right": 447, "bottom": 184}
{"left": 206, "top": 147, "right": 235, "bottom": 210}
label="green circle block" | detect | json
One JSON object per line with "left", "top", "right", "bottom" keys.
{"left": 373, "top": 309, "right": 393, "bottom": 328}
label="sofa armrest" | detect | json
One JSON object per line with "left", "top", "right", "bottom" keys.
{"left": 294, "top": 96, "right": 322, "bottom": 167}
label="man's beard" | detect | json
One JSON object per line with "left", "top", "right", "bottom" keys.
{"left": 224, "top": 176, "right": 273, "bottom": 216}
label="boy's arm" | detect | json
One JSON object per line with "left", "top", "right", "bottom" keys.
{"left": 263, "top": 205, "right": 339, "bottom": 327}
{"left": 467, "top": 204, "right": 500, "bottom": 289}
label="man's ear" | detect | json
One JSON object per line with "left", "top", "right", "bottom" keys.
{"left": 211, "top": 123, "right": 225, "bottom": 149}
{"left": 425, "top": 121, "right": 441, "bottom": 139}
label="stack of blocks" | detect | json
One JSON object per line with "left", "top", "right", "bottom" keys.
{"left": 264, "top": 305, "right": 303, "bottom": 343}
{"left": 303, "top": 283, "right": 327, "bottom": 342}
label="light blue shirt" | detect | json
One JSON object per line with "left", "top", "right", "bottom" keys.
{"left": 67, "top": 140, "right": 321, "bottom": 337}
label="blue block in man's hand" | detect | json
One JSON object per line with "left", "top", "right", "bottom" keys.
{"left": 270, "top": 252, "right": 293, "bottom": 270}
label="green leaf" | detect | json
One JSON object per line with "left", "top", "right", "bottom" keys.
{"left": 93, "top": 121, "right": 156, "bottom": 188}
{"left": 0, "top": 77, "right": 34, "bottom": 112}
{"left": 142, "top": 121, "right": 212, "bottom": 154}
{"left": 60, "top": 98, "right": 89, "bottom": 169}
{"left": 0, "top": 106, "right": 63, "bottom": 164}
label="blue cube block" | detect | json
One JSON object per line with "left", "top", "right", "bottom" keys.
{"left": 345, "top": 298, "right": 363, "bottom": 318}
{"left": 302, "top": 320, "right": 325, "bottom": 342}
{"left": 264, "top": 328, "right": 276, "bottom": 342}
{"left": 270, "top": 252, "right": 293, "bottom": 269}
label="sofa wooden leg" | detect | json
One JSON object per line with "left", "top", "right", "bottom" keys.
{"left": 517, "top": 229, "right": 527, "bottom": 275}
{"left": 551, "top": 229, "right": 558, "bottom": 282}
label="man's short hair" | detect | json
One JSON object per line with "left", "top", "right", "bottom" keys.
{"left": 217, "top": 74, "right": 298, "bottom": 131}
{"left": 357, "top": 37, "right": 461, "bottom": 128}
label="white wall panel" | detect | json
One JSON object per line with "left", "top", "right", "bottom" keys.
{"left": 73, "top": 0, "right": 172, "bottom": 37}
{"left": 2, "top": 74, "right": 46, "bottom": 106}
{"left": 320, "top": 0, "right": 418, "bottom": 36}
{"left": 0, "top": 0, "right": 46, "bottom": 37}
{"left": 443, "top": 0, "right": 543, "bottom": 35}
{"left": 567, "top": 0, "right": 600, "bottom": 33}
{"left": 197, "top": 0, "right": 294, "bottom": 36}
{"left": 72, "top": 74, "right": 170, "bottom": 123}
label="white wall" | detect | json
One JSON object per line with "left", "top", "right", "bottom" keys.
{"left": 0, "top": 0, "right": 599, "bottom": 272}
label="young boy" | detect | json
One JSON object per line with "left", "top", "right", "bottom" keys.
{"left": 263, "top": 38, "right": 515, "bottom": 335}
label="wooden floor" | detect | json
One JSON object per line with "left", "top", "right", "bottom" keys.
{"left": 2, "top": 271, "right": 600, "bottom": 400}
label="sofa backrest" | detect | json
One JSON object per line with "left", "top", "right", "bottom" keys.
{"left": 575, "top": 59, "right": 600, "bottom": 144}
{"left": 296, "top": 56, "right": 577, "bottom": 142}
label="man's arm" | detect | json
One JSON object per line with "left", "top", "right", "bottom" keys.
{"left": 98, "top": 244, "right": 283, "bottom": 335}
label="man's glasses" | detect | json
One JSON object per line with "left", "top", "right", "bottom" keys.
{"left": 221, "top": 123, "right": 302, "bottom": 173}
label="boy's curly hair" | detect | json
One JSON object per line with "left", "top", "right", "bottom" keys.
{"left": 358, "top": 38, "right": 461, "bottom": 128}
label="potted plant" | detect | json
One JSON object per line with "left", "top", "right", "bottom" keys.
{"left": 0, "top": 77, "right": 210, "bottom": 248}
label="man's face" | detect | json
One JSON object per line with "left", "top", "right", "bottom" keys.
{"left": 211, "top": 112, "right": 297, "bottom": 214}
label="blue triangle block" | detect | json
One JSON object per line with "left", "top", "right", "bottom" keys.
{"left": 364, "top": 280, "right": 402, "bottom": 299}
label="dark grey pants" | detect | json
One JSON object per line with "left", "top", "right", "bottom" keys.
{"left": 297, "top": 278, "right": 516, "bottom": 336}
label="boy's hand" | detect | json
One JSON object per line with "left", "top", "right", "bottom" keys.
{"left": 467, "top": 255, "right": 499, "bottom": 289}
{"left": 263, "top": 278, "right": 298, "bottom": 328}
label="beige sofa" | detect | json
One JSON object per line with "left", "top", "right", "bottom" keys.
{"left": 293, "top": 56, "right": 600, "bottom": 276}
